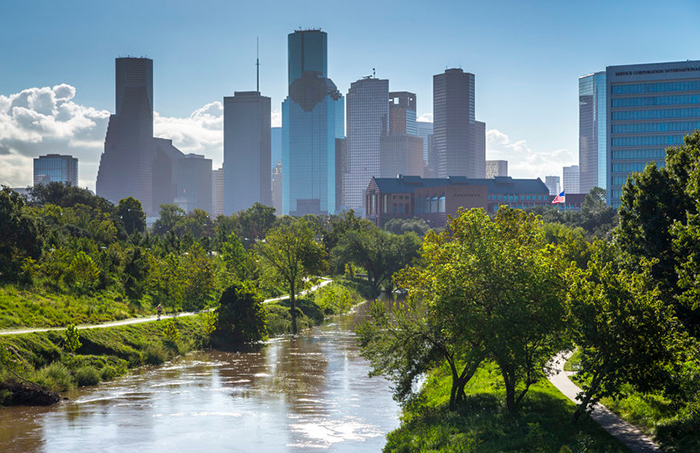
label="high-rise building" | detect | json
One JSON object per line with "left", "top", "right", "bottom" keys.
{"left": 380, "top": 91, "right": 423, "bottom": 179}
{"left": 345, "top": 77, "right": 389, "bottom": 214}
{"left": 271, "top": 161, "right": 283, "bottom": 214}
{"left": 563, "top": 165, "right": 580, "bottom": 194}
{"left": 579, "top": 72, "right": 607, "bottom": 194}
{"left": 416, "top": 120, "right": 433, "bottom": 164}
{"left": 96, "top": 57, "right": 184, "bottom": 216}
{"left": 485, "top": 160, "right": 508, "bottom": 178}
{"left": 607, "top": 60, "right": 700, "bottom": 206}
{"left": 33, "top": 154, "right": 78, "bottom": 186}
{"left": 433, "top": 68, "right": 486, "bottom": 179}
{"left": 175, "top": 153, "right": 212, "bottom": 214}
{"left": 282, "top": 29, "right": 344, "bottom": 216}
{"left": 212, "top": 167, "right": 224, "bottom": 217}
{"left": 545, "top": 175, "right": 560, "bottom": 196}
{"left": 223, "top": 91, "right": 272, "bottom": 214}
{"left": 271, "top": 126, "right": 282, "bottom": 170}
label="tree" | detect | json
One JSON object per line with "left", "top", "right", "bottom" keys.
{"left": 331, "top": 227, "right": 420, "bottom": 297}
{"left": 64, "top": 325, "right": 81, "bottom": 353}
{"left": 257, "top": 220, "right": 326, "bottom": 334}
{"left": 361, "top": 207, "right": 568, "bottom": 413}
{"left": 0, "top": 187, "right": 42, "bottom": 282}
{"left": 383, "top": 217, "right": 430, "bottom": 236}
{"left": 66, "top": 251, "right": 100, "bottom": 293}
{"left": 212, "top": 281, "right": 267, "bottom": 346}
{"left": 28, "top": 181, "right": 114, "bottom": 212}
{"left": 116, "top": 197, "right": 146, "bottom": 235}
{"left": 152, "top": 204, "right": 186, "bottom": 236}
{"left": 238, "top": 203, "right": 277, "bottom": 248}
{"left": 566, "top": 241, "right": 678, "bottom": 420}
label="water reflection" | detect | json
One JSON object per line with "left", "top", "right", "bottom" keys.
{"left": 0, "top": 303, "right": 399, "bottom": 452}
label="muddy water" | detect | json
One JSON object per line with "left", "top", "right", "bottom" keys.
{"left": 0, "top": 303, "right": 399, "bottom": 452}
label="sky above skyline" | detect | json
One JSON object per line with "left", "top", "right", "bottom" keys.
{"left": 1, "top": 0, "right": 699, "bottom": 190}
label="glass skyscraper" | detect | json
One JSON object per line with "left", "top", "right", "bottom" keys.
{"left": 578, "top": 71, "right": 607, "bottom": 194}
{"left": 607, "top": 60, "right": 700, "bottom": 206}
{"left": 33, "top": 154, "right": 78, "bottom": 186}
{"left": 282, "top": 30, "right": 344, "bottom": 215}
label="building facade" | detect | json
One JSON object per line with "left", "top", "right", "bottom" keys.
{"left": 563, "top": 165, "right": 580, "bottom": 194}
{"left": 212, "top": 167, "right": 224, "bottom": 217}
{"left": 485, "top": 160, "right": 508, "bottom": 178}
{"left": 33, "top": 154, "right": 78, "bottom": 186}
{"left": 416, "top": 120, "right": 433, "bottom": 169}
{"left": 545, "top": 176, "right": 560, "bottom": 195}
{"left": 223, "top": 91, "right": 272, "bottom": 214}
{"left": 380, "top": 91, "right": 423, "bottom": 179}
{"left": 607, "top": 60, "right": 700, "bottom": 206}
{"left": 366, "top": 175, "right": 550, "bottom": 228}
{"left": 433, "top": 68, "right": 486, "bottom": 179}
{"left": 282, "top": 29, "right": 344, "bottom": 216}
{"left": 175, "top": 154, "right": 212, "bottom": 214}
{"left": 579, "top": 72, "right": 607, "bottom": 194}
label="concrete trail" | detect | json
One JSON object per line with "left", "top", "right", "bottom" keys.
{"left": 0, "top": 278, "right": 333, "bottom": 337}
{"left": 547, "top": 351, "right": 662, "bottom": 453}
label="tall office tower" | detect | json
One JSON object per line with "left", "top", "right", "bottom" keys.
{"left": 223, "top": 91, "right": 272, "bottom": 214}
{"left": 485, "top": 160, "right": 508, "bottom": 178}
{"left": 33, "top": 154, "right": 78, "bottom": 186}
{"left": 607, "top": 60, "right": 700, "bottom": 206}
{"left": 380, "top": 91, "right": 423, "bottom": 179}
{"left": 416, "top": 120, "right": 433, "bottom": 163}
{"left": 282, "top": 29, "right": 344, "bottom": 216}
{"left": 335, "top": 138, "right": 347, "bottom": 212}
{"left": 271, "top": 161, "right": 283, "bottom": 214}
{"left": 433, "top": 68, "right": 486, "bottom": 178}
{"left": 212, "top": 167, "right": 224, "bottom": 217}
{"left": 175, "top": 154, "right": 212, "bottom": 214}
{"left": 579, "top": 72, "right": 607, "bottom": 194}
{"left": 563, "top": 165, "right": 580, "bottom": 194}
{"left": 344, "top": 77, "right": 389, "bottom": 214}
{"left": 545, "top": 176, "right": 561, "bottom": 195}
{"left": 97, "top": 58, "right": 155, "bottom": 213}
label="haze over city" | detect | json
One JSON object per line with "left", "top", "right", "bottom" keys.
{"left": 1, "top": 0, "right": 698, "bottom": 190}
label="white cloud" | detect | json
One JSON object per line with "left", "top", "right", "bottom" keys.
{"left": 271, "top": 109, "right": 281, "bottom": 128}
{"left": 417, "top": 113, "right": 433, "bottom": 123}
{"left": 486, "top": 128, "right": 575, "bottom": 180}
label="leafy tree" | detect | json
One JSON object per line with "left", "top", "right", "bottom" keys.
{"left": 152, "top": 204, "right": 186, "bottom": 236}
{"left": 174, "top": 209, "right": 214, "bottom": 239}
{"left": 212, "top": 281, "right": 267, "bottom": 345}
{"left": 28, "top": 181, "right": 114, "bottom": 212}
{"left": 238, "top": 203, "right": 277, "bottom": 248}
{"left": 122, "top": 246, "right": 150, "bottom": 300}
{"left": 66, "top": 251, "right": 100, "bottom": 293}
{"left": 566, "top": 241, "right": 679, "bottom": 420}
{"left": 332, "top": 227, "right": 420, "bottom": 297}
{"left": 221, "top": 232, "right": 250, "bottom": 282}
{"left": 116, "top": 197, "right": 146, "bottom": 235}
{"left": 321, "top": 209, "right": 372, "bottom": 253}
{"left": 0, "top": 187, "right": 42, "bottom": 282}
{"left": 383, "top": 217, "right": 430, "bottom": 236}
{"left": 64, "top": 324, "right": 81, "bottom": 353}
{"left": 257, "top": 220, "right": 326, "bottom": 334}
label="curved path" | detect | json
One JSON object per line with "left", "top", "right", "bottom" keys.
{"left": 0, "top": 278, "right": 332, "bottom": 337}
{"left": 548, "top": 351, "right": 662, "bottom": 453}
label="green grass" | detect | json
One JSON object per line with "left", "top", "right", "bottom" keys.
{"left": 383, "top": 362, "right": 630, "bottom": 453}
{"left": 0, "top": 285, "right": 150, "bottom": 329}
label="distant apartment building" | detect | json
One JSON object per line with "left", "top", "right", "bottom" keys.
{"left": 33, "top": 154, "right": 78, "bottom": 186}
{"left": 485, "top": 160, "right": 508, "bottom": 178}
{"left": 545, "top": 176, "right": 561, "bottom": 195}
{"left": 579, "top": 71, "right": 607, "bottom": 194}
{"left": 212, "top": 167, "right": 224, "bottom": 217}
{"left": 433, "top": 68, "right": 486, "bottom": 178}
{"left": 563, "top": 165, "right": 580, "bottom": 194}
{"left": 606, "top": 60, "right": 700, "bottom": 206}
{"left": 365, "top": 175, "right": 550, "bottom": 228}
{"left": 223, "top": 90, "right": 272, "bottom": 214}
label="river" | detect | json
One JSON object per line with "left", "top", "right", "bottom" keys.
{"left": 0, "top": 303, "right": 400, "bottom": 452}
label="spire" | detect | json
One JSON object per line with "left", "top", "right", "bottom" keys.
{"left": 256, "top": 37, "right": 260, "bottom": 93}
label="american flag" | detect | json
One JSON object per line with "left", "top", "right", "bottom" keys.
{"left": 552, "top": 190, "right": 565, "bottom": 204}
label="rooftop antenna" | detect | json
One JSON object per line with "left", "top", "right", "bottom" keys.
{"left": 256, "top": 37, "right": 260, "bottom": 92}
{"left": 373, "top": 68, "right": 376, "bottom": 78}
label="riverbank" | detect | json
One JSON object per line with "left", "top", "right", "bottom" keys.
{"left": 0, "top": 279, "right": 361, "bottom": 407}
{"left": 383, "top": 362, "right": 630, "bottom": 453}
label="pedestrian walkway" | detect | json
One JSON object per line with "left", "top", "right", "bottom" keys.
{"left": 548, "top": 351, "right": 662, "bottom": 453}
{"left": 0, "top": 278, "right": 332, "bottom": 336}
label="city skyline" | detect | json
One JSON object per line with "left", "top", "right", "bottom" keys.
{"left": 1, "top": 0, "right": 698, "bottom": 191}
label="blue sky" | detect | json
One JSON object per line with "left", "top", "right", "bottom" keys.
{"left": 1, "top": 0, "right": 699, "bottom": 189}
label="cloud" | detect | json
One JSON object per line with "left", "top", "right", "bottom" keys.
{"left": 271, "top": 109, "right": 281, "bottom": 128}
{"left": 417, "top": 113, "right": 433, "bottom": 123}
{"left": 486, "top": 128, "right": 575, "bottom": 180}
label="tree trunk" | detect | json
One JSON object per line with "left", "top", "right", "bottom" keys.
{"left": 501, "top": 368, "right": 517, "bottom": 413}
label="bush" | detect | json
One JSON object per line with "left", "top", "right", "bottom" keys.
{"left": 74, "top": 366, "right": 101, "bottom": 386}
{"left": 33, "top": 362, "right": 73, "bottom": 392}
{"left": 212, "top": 282, "right": 267, "bottom": 346}
{"left": 101, "top": 365, "right": 118, "bottom": 381}
{"left": 144, "top": 343, "right": 167, "bottom": 365}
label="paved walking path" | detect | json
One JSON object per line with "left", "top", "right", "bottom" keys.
{"left": 0, "top": 278, "right": 332, "bottom": 337}
{"left": 548, "top": 351, "right": 662, "bottom": 453}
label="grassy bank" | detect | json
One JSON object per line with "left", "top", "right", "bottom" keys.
{"left": 383, "top": 362, "right": 629, "bottom": 453}
{"left": 0, "top": 285, "right": 151, "bottom": 329}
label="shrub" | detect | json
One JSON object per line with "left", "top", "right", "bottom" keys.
{"left": 100, "top": 365, "right": 118, "bottom": 381}
{"left": 33, "top": 362, "right": 73, "bottom": 392}
{"left": 144, "top": 343, "right": 167, "bottom": 365}
{"left": 74, "top": 366, "right": 101, "bottom": 386}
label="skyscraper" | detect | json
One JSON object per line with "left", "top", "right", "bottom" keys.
{"left": 607, "top": 60, "right": 700, "bottom": 206}
{"left": 282, "top": 29, "right": 344, "bottom": 216}
{"left": 380, "top": 92, "right": 423, "bottom": 179}
{"left": 212, "top": 167, "right": 224, "bottom": 217}
{"left": 345, "top": 77, "right": 389, "bottom": 214}
{"left": 433, "top": 68, "right": 486, "bottom": 178}
{"left": 223, "top": 91, "right": 272, "bottom": 214}
{"left": 545, "top": 176, "right": 560, "bottom": 196}
{"left": 416, "top": 120, "right": 433, "bottom": 164}
{"left": 175, "top": 153, "right": 212, "bottom": 214}
{"left": 33, "top": 154, "right": 78, "bottom": 186}
{"left": 563, "top": 165, "right": 580, "bottom": 194}
{"left": 579, "top": 71, "right": 607, "bottom": 194}
{"left": 96, "top": 57, "right": 184, "bottom": 216}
